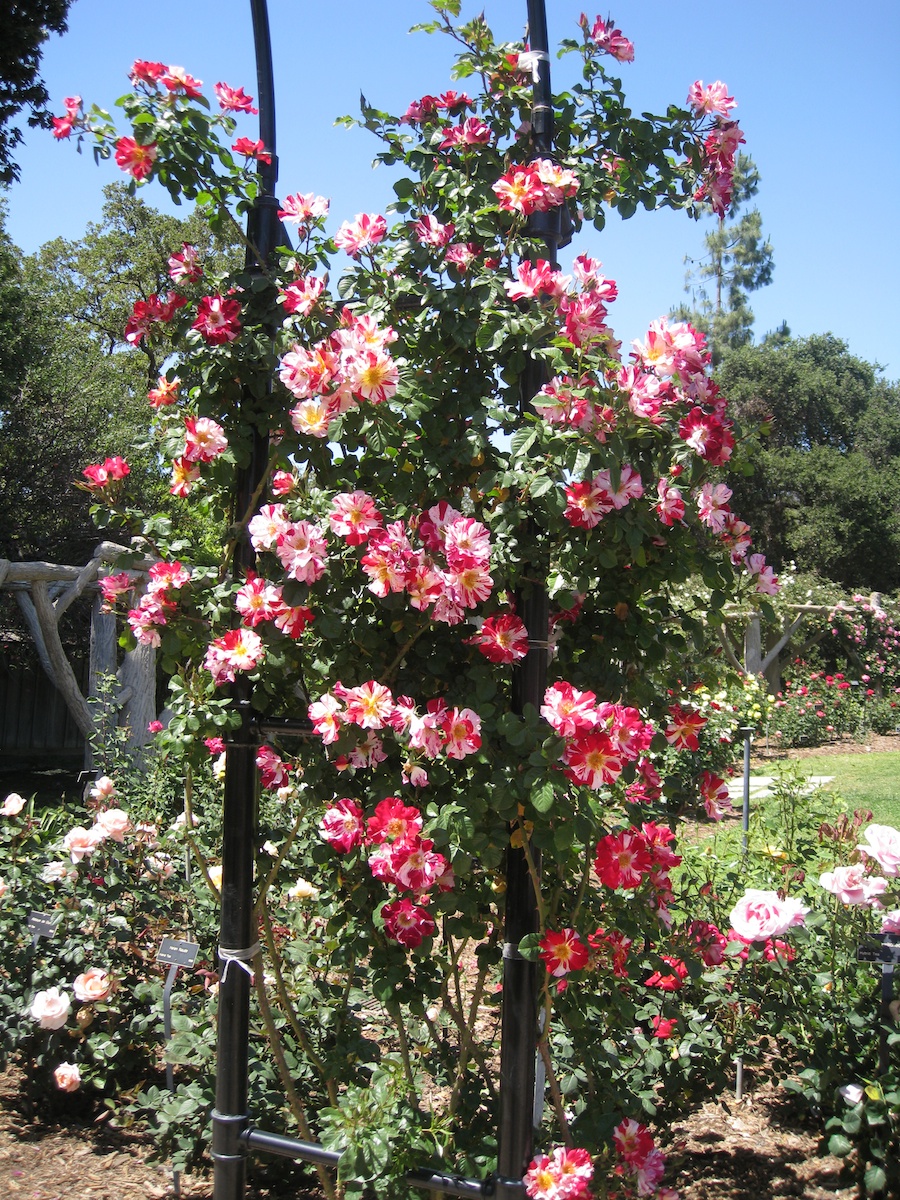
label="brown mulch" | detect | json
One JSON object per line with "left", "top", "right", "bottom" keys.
{"left": 0, "top": 1067, "right": 318, "bottom": 1199}
{"left": 664, "top": 1083, "right": 855, "bottom": 1199}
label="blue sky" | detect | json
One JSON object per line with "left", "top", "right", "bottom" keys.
{"left": 5, "top": 0, "right": 899, "bottom": 379}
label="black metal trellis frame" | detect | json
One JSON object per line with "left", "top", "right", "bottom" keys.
{"left": 211, "top": 4, "right": 565, "bottom": 1198}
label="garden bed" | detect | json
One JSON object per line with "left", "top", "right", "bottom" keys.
{"left": 0, "top": 1065, "right": 856, "bottom": 1200}
{"left": 754, "top": 731, "right": 900, "bottom": 762}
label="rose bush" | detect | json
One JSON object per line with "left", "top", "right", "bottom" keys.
{"left": 17, "top": 4, "right": 819, "bottom": 1195}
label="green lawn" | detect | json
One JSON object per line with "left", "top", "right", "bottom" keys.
{"left": 757, "top": 752, "right": 900, "bottom": 828}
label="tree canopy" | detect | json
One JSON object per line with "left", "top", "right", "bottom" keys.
{"left": 0, "top": 184, "right": 236, "bottom": 564}
{"left": 719, "top": 335, "right": 900, "bottom": 591}
{"left": 0, "top": 0, "right": 72, "bottom": 185}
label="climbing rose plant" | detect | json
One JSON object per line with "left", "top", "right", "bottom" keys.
{"left": 56, "top": 6, "right": 779, "bottom": 1195}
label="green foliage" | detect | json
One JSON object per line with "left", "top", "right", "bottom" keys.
{"left": 718, "top": 335, "right": 900, "bottom": 590}
{"left": 0, "top": 185, "right": 237, "bottom": 565}
{"left": 0, "top": 0, "right": 72, "bottom": 185}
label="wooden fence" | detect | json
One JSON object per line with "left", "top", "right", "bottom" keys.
{"left": 0, "top": 652, "right": 87, "bottom": 759}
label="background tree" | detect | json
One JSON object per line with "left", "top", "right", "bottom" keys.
{"left": 0, "top": 0, "right": 72, "bottom": 185}
{"left": 719, "top": 334, "right": 900, "bottom": 591}
{"left": 675, "top": 153, "right": 775, "bottom": 364}
{"left": 0, "top": 184, "right": 237, "bottom": 566}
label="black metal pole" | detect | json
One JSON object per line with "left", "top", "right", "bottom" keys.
{"left": 211, "top": 4, "right": 279, "bottom": 1198}
{"left": 496, "top": 4, "right": 561, "bottom": 1197}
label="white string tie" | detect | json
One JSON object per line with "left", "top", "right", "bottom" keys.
{"left": 217, "top": 942, "right": 260, "bottom": 985}
{"left": 517, "top": 50, "right": 549, "bottom": 83}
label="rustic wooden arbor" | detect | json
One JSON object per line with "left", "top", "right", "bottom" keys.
{"left": 0, "top": 544, "right": 157, "bottom": 763}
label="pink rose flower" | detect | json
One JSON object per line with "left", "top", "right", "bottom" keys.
{"left": 728, "top": 889, "right": 808, "bottom": 941}
{"left": 95, "top": 808, "right": 131, "bottom": 842}
{"left": 820, "top": 864, "right": 887, "bottom": 907}
{"left": 144, "top": 853, "right": 174, "bottom": 879}
{"left": 2, "top": 792, "right": 25, "bottom": 816}
{"left": 53, "top": 1062, "right": 81, "bottom": 1092}
{"left": 30, "top": 987, "right": 71, "bottom": 1029}
{"left": 89, "top": 776, "right": 117, "bottom": 802}
{"left": 73, "top": 968, "right": 113, "bottom": 1004}
{"left": 63, "top": 825, "right": 106, "bottom": 863}
{"left": 858, "top": 824, "right": 900, "bottom": 877}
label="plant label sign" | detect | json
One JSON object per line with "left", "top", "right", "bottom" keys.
{"left": 857, "top": 934, "right": 900, "bottom": 964}
{"left": 157, "top": 937, "right": 200, "bottom": 967}
{"left": 27, "top": 911, "right": 61, "bottom": 939}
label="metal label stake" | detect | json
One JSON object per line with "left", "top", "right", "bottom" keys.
{"left": 158, "top": 938, "right": 201, "bottom": 1197}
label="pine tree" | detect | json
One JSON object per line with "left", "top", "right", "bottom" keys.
{"left": 675, "top": 154, "right": 775, "bottom": 364}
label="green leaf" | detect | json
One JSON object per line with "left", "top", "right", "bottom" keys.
{"left": 827, "top": 1133, "right": 852, "bottom": 1157}
{"left": 529, "top": 473, "right": 554, "bottom": 498}
{"left": 510, "top": 427, "right": 537, "bottom": 458}
{"left": 530, "top": 779, "right": 555, "bottom": 813}
{"left": 517, "top": 932, "right": 541, "bottom": 961}
{"left": 864, "top": 1165, "right": 887, "bottom": 1193}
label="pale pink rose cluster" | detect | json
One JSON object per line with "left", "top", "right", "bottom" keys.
{"left": 30, "top": 987, "right": 70, "bottom": 1029}
{"left": 858, "top": 824, "right": 900, "bottom": 876}
{"left": 42, "top": 861, "right": 73, "bottom": 884}
{"left": 62, "top": 801, "right": 131, "bottom": 863}
{"left": 818, "top": 824, "right": 900, "bottom": 909}
{"left": 820, "top": 863, "right": 887, "bottom": 907}
{"left": 73, "top": 968, "right": 113, "bottom": 1003}
{"left": 728, "top": 889, "right": 808, "bottom": 942}
{"left": 53, "top": 1062, "right": 81, "bottom": 1092}
{"left": 1, "top": 792, "right": 26, "bottom": 816}
{"left": 90, "top": 775, "right": 117, "bottom": 803}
